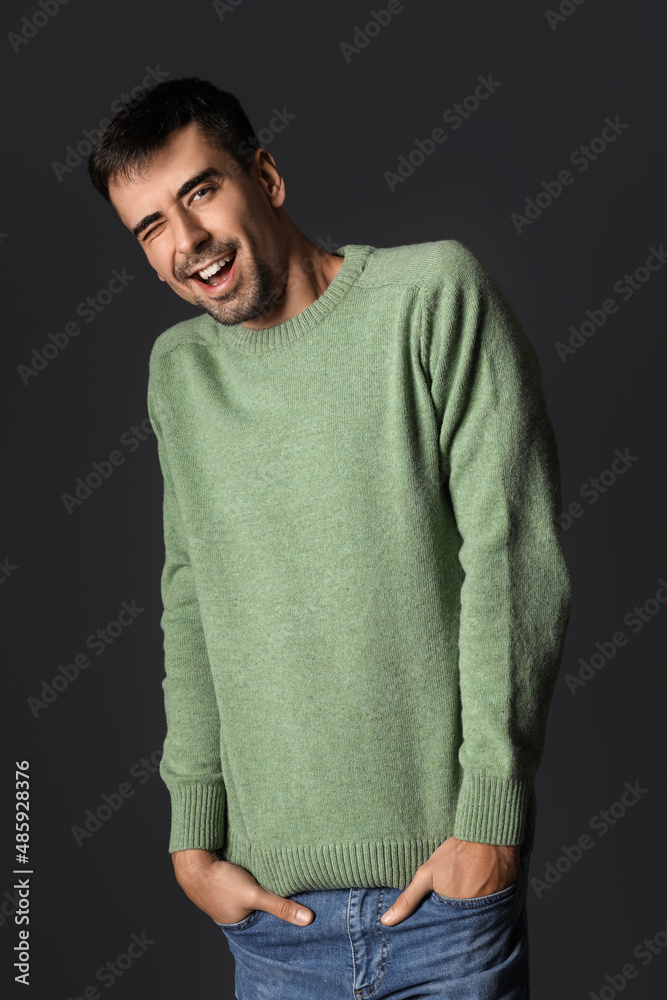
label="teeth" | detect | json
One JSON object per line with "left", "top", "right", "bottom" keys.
{"left": 197, "top": 254, "right": 233, "bottom": 280}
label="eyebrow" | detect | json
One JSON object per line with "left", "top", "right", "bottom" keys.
{"left": 131, "top": 167, "right": 225, "bottom": 239}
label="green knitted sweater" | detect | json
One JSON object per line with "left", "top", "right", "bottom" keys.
{"left": 146, "top": 239, "right": 571, "bottom": 897}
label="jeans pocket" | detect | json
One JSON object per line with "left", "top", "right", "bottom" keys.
{"left": 431, "top": 872, "right": 521, "bottom": 909}
{"left": 213, "top": 909, "right": 263, "bottom": 931}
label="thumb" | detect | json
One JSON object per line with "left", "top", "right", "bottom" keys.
{"left": 255, "top": 887, "right": 314, "bottom": 926}
{"left": 381, "top": 874, "right": 428, "bottom": 926}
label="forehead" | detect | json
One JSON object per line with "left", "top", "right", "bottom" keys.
{"left": 109, "top": 123, "right": 236, "bottom": 229}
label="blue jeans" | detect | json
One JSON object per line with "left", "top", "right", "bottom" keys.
{"left": 214, "top": 853, "right": 531, "bottom": 999}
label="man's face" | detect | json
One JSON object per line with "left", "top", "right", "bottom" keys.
{"left": 108, "top": 122, "right": 287, "bottom": 326}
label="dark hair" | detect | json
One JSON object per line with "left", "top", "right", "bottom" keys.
{"left": 87, "top": 77, "right": 260, "bottom": 202}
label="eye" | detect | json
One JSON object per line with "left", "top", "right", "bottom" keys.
{"left": 143, "top": 222, "right": 165, "bottom": 241}
{"left": 140, "top": 183, "right": 218, "bottom": 242}
{"left": 192, "top": 185, "right": 214, "bottom": 202}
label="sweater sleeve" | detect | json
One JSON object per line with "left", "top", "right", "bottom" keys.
{"left": 421, "top": 242, "right": 572, "bottom": 847}
{"left": 147, "top": 372, "right": 226, "bottom": 854}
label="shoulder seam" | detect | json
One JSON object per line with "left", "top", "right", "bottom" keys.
{"left": 358, "top": 240, "right": 478, "bottom": 294}
{"left": 415, "top": 240, "right": 475, "bottom": 373}
{"left": 149, "top": 335, "right": 211, "bottom": 371}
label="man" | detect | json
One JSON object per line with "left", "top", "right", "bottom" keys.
{"left": 88, "top": 77, "right": 571, "bottom": 997}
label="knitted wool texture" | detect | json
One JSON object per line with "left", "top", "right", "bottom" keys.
{"left": 146, "top": 239, "right": 572, "bottom": 896}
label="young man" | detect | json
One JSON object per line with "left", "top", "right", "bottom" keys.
{"left": 88, "top": 77, "right": 571, "bottom": 997}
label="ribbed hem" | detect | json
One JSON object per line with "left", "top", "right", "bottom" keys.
{"left": 453, "top": 772, "right": 532, "bottom": 846}
{"left": 218, "top": 833, "right": 451, "bottom": 896}
{"left": 166, "top": 780, "right": 226, "bottom": 853}
{"left": 215, "top": 244, "right": 375, "bottom": 353}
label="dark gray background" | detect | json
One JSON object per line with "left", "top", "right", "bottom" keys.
{"left": 2, "top": 0, "right": 666, "bottom": 996}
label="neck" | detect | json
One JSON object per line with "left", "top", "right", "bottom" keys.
{"left": 241, "top": 222, "right": 344, "bottom": 330}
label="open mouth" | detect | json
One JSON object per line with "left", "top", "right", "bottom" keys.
{"left": 190, "top": 252, "right": 237, "bottom": 293}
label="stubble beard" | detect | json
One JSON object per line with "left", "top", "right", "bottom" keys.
{"left": 191, "top": 241, "right": 287, "bottom": 328}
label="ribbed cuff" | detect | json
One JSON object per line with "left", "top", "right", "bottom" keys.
{"left": 166, "top": 780, "right": 226, "bottom": 853}
{"left": 453, "top": 772, "right": 532, "bottom": 846}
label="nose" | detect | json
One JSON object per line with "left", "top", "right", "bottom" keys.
{"left": 170, "top": 206, "right": 210, "bottom": 259}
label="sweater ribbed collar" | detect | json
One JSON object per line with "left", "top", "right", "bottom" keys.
{"left": 212, "top": 243, "right": 375, "bottom": 353}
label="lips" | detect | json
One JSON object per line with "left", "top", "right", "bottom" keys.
{"left": 190, "top": 253, "right": 237, "bottom": 295}
{"left": 189, "top": 250, "right": 236, "bottom": 280}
